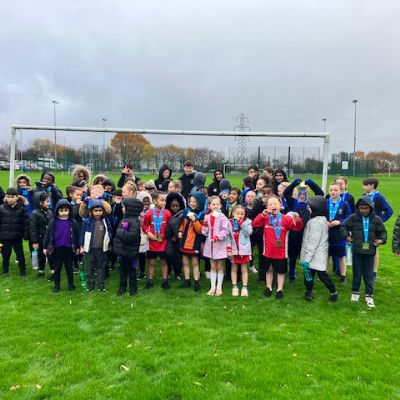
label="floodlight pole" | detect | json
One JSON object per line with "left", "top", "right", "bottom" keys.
{"left": 322, "top": 134, "right": 330, "bottom": 193}
{"left": 52, "top": 100, "right": 59, "bottom": 168}
{"left": 352, "top": 99, "right": 358, "bottom": 176}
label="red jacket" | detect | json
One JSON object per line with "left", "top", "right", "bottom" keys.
{"left": 252, "top": 212, "right": 303, "bottom": 259}
{"left": 142, "top": 207, "right": 172, "bottom": 252}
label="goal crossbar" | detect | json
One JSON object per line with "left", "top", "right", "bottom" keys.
{"left": 8, "top": 124, "right": 330, "bottom": 191}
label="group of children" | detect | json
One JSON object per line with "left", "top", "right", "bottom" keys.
{"left": 0, "top": 162, "right": 398, "bottom": 307}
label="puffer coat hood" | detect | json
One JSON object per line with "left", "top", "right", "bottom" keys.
{"left": 308, "top": 195, "right": 327, "bottom": 218}
{"left": 122, "top": 198, "right": 143, "bottom": 218}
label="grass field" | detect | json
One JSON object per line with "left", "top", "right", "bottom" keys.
{"left": 0, "top": 171, "right": 399, "bottom": 399}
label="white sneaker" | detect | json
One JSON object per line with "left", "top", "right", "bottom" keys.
{"left": 205, "top": 271, "right": 211, "bottom": 280}
{"left": 241, "top": 286, "right": 249, "bottom": 297}
{"left": 365, "top": 296, "right": 375, "bottom": 308}
{"left": 249, "top": 265, "right": 258, "bottom": 274}
{"left": 351, "top": 293, "right": 360, "bottom": 302}
{"left": 232, "top": 286, "right": 239, "bottom": 297}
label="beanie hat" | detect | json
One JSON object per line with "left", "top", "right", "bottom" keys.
{"left": 219, "top": 179, "right": 231, "bottom": 195}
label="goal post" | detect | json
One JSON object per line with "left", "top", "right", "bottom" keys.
{"left": 8, "top": 125, "right": 330, "bottom": 192}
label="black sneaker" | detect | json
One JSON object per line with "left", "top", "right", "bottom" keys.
{"left": 73, "top": 267, "right": 80, "bottom": 274}
{"left": 193, "top": 281, "right": 201, "bottom": 292}
{"left": 137, "top": 272, "right": 146, "bottom": 281}
{"left": 20, "top": 270, "right": 27, "bottom": 277}
{"left": 48, "top": 273, "right": 55, "bottom": 282}
{"left": 145, "top": 279, "right": 154, "bottom": 289}
{"left": 275, "top": 290, "right": 284, "bottom": 300}
{"left": 117, "top": 288, "right": 126, "bottom": 296}
{"left": 340, "top": 276, "right": 347, "bottom": 284}
{"left": 161, "top": 280, "right": 170, "bottom": 290}
{"left": 52, "top": 286, "right": 60, "bottom": 293}
{"left": 263, "top": 288, "right": 273, "bottom": 297}
{"left": 180, "top": 279, "right": 192, "bottom": 289}
{"left": 328, "top": 292, "right": 338, "bottom": 302}
{"left": 37, "top": 271, "right": 45, "bottom": 278}
{"left": 68, "top": 284, "right": 76, "bottom": 292}
{"left": 129, "top": 290, "right": 137, "bottom": 296}
{"left": 305, "top": 292, "right": 314, "bottom": 301}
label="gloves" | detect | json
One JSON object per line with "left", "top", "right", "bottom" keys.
{"left": 304, "top": 179, "right": 315, "bottom": 186}
{"left": 121, "top": 221, "right": 129, "bottom": 231}
{"left": 301, "top": 261, "right": 313, "bottom": 282}
{"left": 293, "top": 178, "right": 302, "bottom": 186}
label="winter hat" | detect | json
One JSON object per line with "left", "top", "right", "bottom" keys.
{"left": 136, "top": 191, "right": 152, "bottom": 202}
{"left": 112, "top": 189, "right": 123, "bottom": 196}
{"left": 89, "top": 199, "right": 105, "bottom": 210}
{"left": 122, "top": 197, "right": 143, "bottom": 217}
{"left": 72, "top": 179, "right": 87, "bottom": 188}
{"left": 307, "top": 196, "right": 326, "bottom": 218}
{"left": 189, "top": 191, "right": 207, "bottom": 212}
{"left": 193, "top": 172, "right": 206, "bottom": 188}
{"left": 219, "top": 179, "right": 231, "bottom": 195}
{"left": 6, "top": 187, "right": 18, "bottom": 196}
{"left": 356, "top": 195, "right": 374, "bottom": 210}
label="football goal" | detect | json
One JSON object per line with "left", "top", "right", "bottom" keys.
{"left": 8, "top": 125, "right": 330, "bottom": 191}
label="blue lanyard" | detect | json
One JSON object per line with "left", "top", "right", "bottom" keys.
{"left": 362, "top": 216, "right": 369, "bottom": 242}
{"left": 185, "top": 207, "right": 204, "bottom": 221}
{"left": 329, "top": 198, "right": 340, "bottom": 221}
{"left": 368, "top": 191, "right": 378, "bottom": 203}
{"left": 153, "top": 208, "right": 164, "bottom": 234}
{"left": 270, "top": 213, "right": 282, "bottom": 239}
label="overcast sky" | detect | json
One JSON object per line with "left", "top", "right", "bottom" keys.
{"left": 1, "top": 0, "right": 399, "bottom": 159}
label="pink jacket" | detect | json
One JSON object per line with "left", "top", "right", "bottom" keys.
{"left": 201, "top": 211, "right": 231, "bottom": 260}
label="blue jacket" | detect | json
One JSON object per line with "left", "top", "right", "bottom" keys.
{"left": 17, "top": 186, "right": 34, "bottom": 214}
{"left": 327, "top": 199, "right": 351, "bottom": 245}
{"left": 365, "top": 191, "right": 393, "bottom": 223}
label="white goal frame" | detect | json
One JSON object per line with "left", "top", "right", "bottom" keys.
{"left": 8, "top": 125, "right": 330, "bottom": 192}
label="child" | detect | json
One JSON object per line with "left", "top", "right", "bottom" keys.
{"left": 208, "top": 169, "right": 225, "bottom": 196}
{"left": 165, "top": 192, "right": 186, "bottom": 281}
{"left": 222, "top": 187, "right": 240, "bottom": 219}
{"left": 122, "top": 183, "right": 137, "bottom": 199}
{"left": 34, "top": 172, "right": 63, "bottom": 211}
{"left": 300, "top": 196, "right": 338, "bottom": 302}
{"left": 136, "top": 180, "right": 146, "bottom": 193}
{"left": 341, "top": 196, "right": 387, "bottom": 307}
{"left": 178, "top": 160, "right": 195, "bottom": 200}
{"left": 79, "top": 184, "right": 112, "bottom": 218}
{"left": 240, "top": 176, "right": 254, "bottom": 205}
{"left": 277, "top": 182, "right": 290, "bottom": 214}
{"left": 16, "top": 174, "right": 34, "bottom": 214}
{"left": 202, "top": 196, "right": 231, "bottom": 296}
{"left": 226, "top": 205, "right": 253, "bottom": 297}
{"left": 272, "top": 169, "right": 288, "bottom": 195}
{"left": 30, "top": 192, "right": 53, "bottom": 277}
{"left": 144, "top": 181, "right": 156, "bottom": 195}
{"left": 283, "top": 178, "right": 324, "bottom": 283}
{"left": 326, "top": 182, "right": 351, "bottom": 282}
{"left": 110, "top": 189, "right": 124, "bottom": 270}
{"left": 393, "top": 214, "right": 400, "bottom": 256}
{"left": 142, "top": 191, "right": 172, "bottom": 289}
{"left": 137, "top": 191, "right": 152, "bottom": 280}
{"left": 0, "top": 188, "right": 29, "bottom": 276}
{"left": 43, "top": 200, "right": 80, "bottom": 292}
{"left": 189, "top": 172, "right": 206, "bottom": 195}
{"left": 335, "top": 176, "right": 355, "bottom": 212}
{"left": 244, "top": 190, "right": 256, "bottom": 211}
{"left": 248, "top": 165, "right": 259, "bottom": 189}
{"left": 102, "top": 179, "right": 116, "bottom": 204}
{"left": 178, "top": 192, "right": 207, "bottom": 291}
{"left": 363, "top": 177, "right": 393, "bottom": 280}
{"left": 80, "top": 200, "right": 112, "bottom": 292}
{"left": 155, "top": 164, "right": 172, "bottom": 191}
{"left": 113, "top": 197, "right": 143, "bottom": 296}
{"left": 252, "top": 195, "right": 303, "bottom": 299}
{"left": 66, "top": 185, "right": 83, "bottom": 272}
{"left": 255, "top": 176, "right": 270, "bottom": 197}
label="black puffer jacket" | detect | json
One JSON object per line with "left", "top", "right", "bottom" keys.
{"left": 0, "top": 196, "right": 29, "bottom": 240}
{"left": 29, "top": 191, "right": 53, "bottom": 244}
{"left": 341, "top": 196, "right": 387, "bottom": 255}
{"left": 113, "top": 198, "right": 142, "bottom": 258}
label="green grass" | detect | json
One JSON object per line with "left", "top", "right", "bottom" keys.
{"left": 0, "top": 171, "right": 399, "bottom": 399}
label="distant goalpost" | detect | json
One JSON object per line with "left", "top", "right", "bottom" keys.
{"left": 8, "top": 125, "right": 330, "bottom": 192}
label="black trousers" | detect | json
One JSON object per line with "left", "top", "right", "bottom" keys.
{"left": 352, "top": 253, "right": 374, "bottom": 296}
{"left": 304, "top": 269, "right": 336, "bottom": 294}
{"left": 53, "top": 246, "right": 74, "bottom": 287}
{"left": 120, "top": 256, "right": 137, "bottom": 293}
{"left": 2, "top": 238, "right": 26, "bottom": 273}
{"left": 139, "top": 253, "right": 146, "bottom": 274}
{"left": 251, "top": 230, "right": 267, "bottom": 281}
{"left": 166, "top": 242, "right": 182, "bottom": 277}
{"left": 87, "top": 248, "right": 106, "bottom": 289}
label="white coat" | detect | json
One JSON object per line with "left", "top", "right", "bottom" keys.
{"left": 300, "top": 216, "right": 329, "bottom": 271}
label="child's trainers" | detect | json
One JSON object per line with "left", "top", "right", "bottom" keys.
{"left": 52, "top": 286, "right": 60, "bottom": 293}
{"left": 180, "top": 279, "right": 191, "bottom": 289}
{"left": 328, "top": 292, "right": 338, "bottom": 302}
{"left": 68, "top": 284, "right": 76, "bottom": 292}
{"left": 145, "top": 279, "right": 154, "bottom": 289}
{"left": 207, "top": 288, "right": 215, "bottom": 296}
{"left": 193, "top": 281, "right": 201, "bottom": 292}
{"left": 137, "top": 272, "right": 146, "bottom": 280}
{"left": 249, "top": 265, "right": 258, "bottom": 274}
{"left": 275, "top": 290, "right": 284, "bottom": 300}
{"left": 241, "top": 286, "right": 249, "bottom": 297}
{"left": 161, "top": 280, "right": 170, "bottom": 290}
{"left": 264, "top": 288, "right": 272, "bottom": 297}
{"left": 365, "top": 295, "right": 375, "bottom": 308}
{"left": 351, "top": 292, "right": 360, "bottom": 302}
{"left": 305, "top": 291, "right": 314, "bottom": 301}
{"left": 232, "top": 285, "right": 239, "bottom": 297}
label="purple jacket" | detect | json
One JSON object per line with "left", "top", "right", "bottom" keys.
{"left": 202, "top": 211, "right": 231, "bottom": 260}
